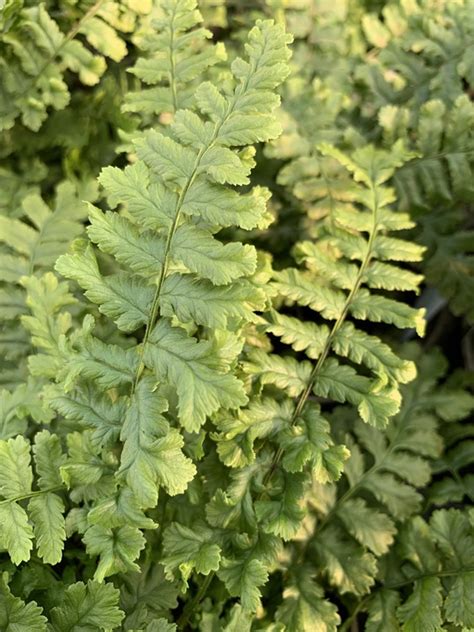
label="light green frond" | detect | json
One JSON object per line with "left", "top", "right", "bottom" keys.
{"left": 275, "top": 564, "right": 341, "bottom": 632}
{"left": 332, "top": 322, "right": 416, "bottom": 384}
{"left": 125, "top": 0, "right": 226, "bottom": 118}
{"left": 214, "top": 398, "right": 292, "bottom": 468}
{"left": 0, "top": 3, "right": 145, "bottom": 131}
{"left": 84, "top": 524, "right": 146, "bottom": 582}
{"left": 0, "top": 183, "right": 92, "bottom": 370}
{"left": 73, "top": 334, "right": 139, "bottom": 390}
{"left": 267, "top": 312, "right": 330, "bottom": 360}
{"left": 56, "top": 242, "right": 154, "bottom": 333}
{"left": 99, "top": 163, "right": 174, "bottom": 230}
{"left": 0, "top": 434, "right": 66, "bottom": 565}
{"left": 272, "top": 269, "right": 346, "bottom": 320}
{"left": 312, "top": 525, "right": 377, "bottom": 595}
{"left": 28, "top": 493, "right": 65, "bottom": 566}
{"left": 218, "top": 557, "right": 269, "bottom": 612}
{"left": 255, "top": 471, "right": 306, "bottom": 540}
{"left": 349, "top": 289, "right": 426, "bottom": 336}
{"left": 337, "top": 498, "right": 396, "bottom": 556}
{"left": 48, "top": 387, "right": 125, "bottom": 450}
{"left": 161, "top": 274, "right": 264, "bottom": 329}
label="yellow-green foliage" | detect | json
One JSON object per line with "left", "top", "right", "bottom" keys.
{"left": 0, "top": 1, "right": 472, "bottom": 630}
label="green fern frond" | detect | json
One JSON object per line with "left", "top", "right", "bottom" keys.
{"left": 273, "top": 346, "right": 471, "bottom": 631}
{"left": 0, "top": 182, "right": 94, "bottom": 383}
{"left": 49, "top": 579, "right": 124, "bottom": 631}
{"left": 13, "top": 11, "right": 293, "bottom": 584}
{"left": 362, "top": 508, "right": 474, "bottom": 631}
{"left": 56, "top": 17, "right": 291, "bottom": 434}
{"left": 429, "top": 372, "right": 474, "bottom": 506}
{"left": 124, "top": 0, "right": 226, "bottom": 121}
{"left": 361, "top": 0, "right": 474, "bottom": 108}
{"left": 359, "top": 3, "right": 474, "bottom": 325}
{"left": 251, "top": 143, "right": 425, "bottom": 430}
{"left": 378, "top": 95, "right": 474, "bottom": 323}
{"left": 0, "top": 0, "right": 149, "bottom": 131}
{"left": 0, "top": 572, "right": 47, "bottom": 631}
{"left": 191, "top": 144, "right": 426, "bottom": 615}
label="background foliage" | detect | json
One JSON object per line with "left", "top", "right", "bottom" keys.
{"left": 0, "top": 0, "right": 473, "bottom": 630}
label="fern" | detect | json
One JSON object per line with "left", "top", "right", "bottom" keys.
{"left": 361, "top": 0, "right": 474, "bottom": 108}
{"left": 376, "top": 93, "right": 474, "bottom": 322}
{"left": 11, "top": 10, "right": 293, "bottom": 587}
{"left": 267, "top": 346, "right": 474, "bottom": 631}
{"left": 429, "top": 371, "right": 474, "bottom": 507}
{"left": 0, "top": 432, "right": 65, "bottom": 565}
{"left": 0, "top": 572, "right": 124, "bottom": 631}
{"left": 357, "top": 1, "right": 474, "bottom": 324}
{"left": 165, "top": 142, "right": 426, "bottom": 623}
{"left": 0, "top": 0, "right": 149, "bottom": 131}
{"left": 251, "top": 143, "right": 425, "bottom": 428}
{"left": 361, "top": 508, "right": 474, "bottom": 632}
{"left": 0, "top": 0, "right": 472, "bottom": 628}
{"left": 0, "top": 181, "right": 95, "bottom": 386}
{"left": 124, "top": 0, "right": 226, "bottom": 122}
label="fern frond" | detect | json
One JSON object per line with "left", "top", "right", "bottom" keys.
{"left": 429, "top": 373, "right": 474, "bottom": 506}
{"left": 55, "top": 17, "right": 291, "bottom": 435}
{"left": 49, "top": 580, "right": 124, "bottom": 631}
{"left": 0, "top": 572, "right": 47, "bottom": 631}
{"left": 12, "top": 10, "right": 293, "bottom": 585}
{"left": 0, "top": 182, "right": 93, "bottom": 383}
{"left": 355, "top": 1, "right": 474, "bottom": 326}
{"left": 124, "top": 0, "right": 226, "bottom": 121}
{"left": 0, "top": 0, "right": 149, "bottom": 131}
{"left": 270, "top": 346, "right": 472, "bottom": 631}
{"left": 378, "top": 95, "right": 474, "bottom": 323}
{"left": 191, "top": 144, "right": 426, "bottom": 614}
{"left": 252, "top": 143, "right": 425, "bottom": 430}
{"left": 363, "top": 509, "right": 474, "bottom": 631}
{"left": 361, "top": 0, "right": 474, "bottom": 108}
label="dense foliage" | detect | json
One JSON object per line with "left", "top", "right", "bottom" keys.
{"left": 0, "top": 0, "right": 473, "bottom": 630}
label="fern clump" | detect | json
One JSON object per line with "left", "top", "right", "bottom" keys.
{"left": 180, "top": 141, "right": 426, "bottom": 622}
{"left": 0, "top": 0, "right": 472, "bottom": 629}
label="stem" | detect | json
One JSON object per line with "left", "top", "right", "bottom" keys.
{"left": 177, "top": 572, "right": 215, "bottom": 630}
{"left": 0, "top": 485, "right": 64, "bottom": 507}
{"left": 339, "top": 566, "right": 474, "bottom": 631}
